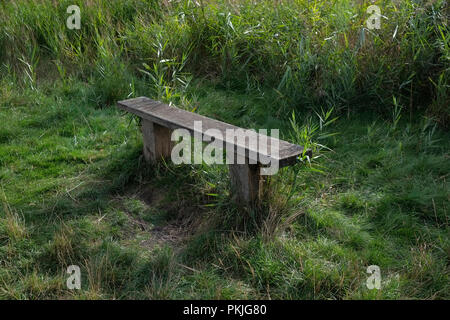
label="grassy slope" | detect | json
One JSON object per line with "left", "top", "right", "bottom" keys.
{"left": 0, "top": 77, "right": 448, "bottom": 299}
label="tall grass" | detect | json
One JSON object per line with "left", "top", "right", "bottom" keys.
{"left": 0, "top": 0, "right": 448, "bottom": 124}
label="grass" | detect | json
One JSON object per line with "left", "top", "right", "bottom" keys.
{"left": 0, "top": 0, "right": 449, "bottom": 300}
{"left": 1, "top": 0, "right": 448, "bottom": 121}
{"left": 0, "top": 76, "right": 448, "bottom": 299}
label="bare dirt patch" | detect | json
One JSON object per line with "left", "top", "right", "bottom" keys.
{"left": 134, "top": 185, "right": 206, "bottom": 251}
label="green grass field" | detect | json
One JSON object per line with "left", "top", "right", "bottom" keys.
{"left": 0, "top": 0, "right": 449, "bottom": 299}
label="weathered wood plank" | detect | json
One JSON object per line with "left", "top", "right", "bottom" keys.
{"left": 141, "top": 119, "right": 174, "bottom": 162}
{"left": 118, "top": 97, "right": 308, "bottom": 168}
{"left": 228, "top": 153, "right": 266, "bottom": 204}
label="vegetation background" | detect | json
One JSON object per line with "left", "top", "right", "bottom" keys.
{"left": 0, "top": 0, "right": 448, "bottom": 299}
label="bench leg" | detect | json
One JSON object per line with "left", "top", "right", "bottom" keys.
{"left": 141, "top": 119, "right": 174, "bottom": 162}
{"left": 228, "top": 161, "right": 265, "bottom": 205}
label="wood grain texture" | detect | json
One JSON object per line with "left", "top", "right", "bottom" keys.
{"left": 118, "top": 97, "right": 309, "bottom": 168}
{"left": 141, "top": 119, "right": 174, "bottom": 162}
{"left": 228, "top": 153, "right": 262, "bottom": 204}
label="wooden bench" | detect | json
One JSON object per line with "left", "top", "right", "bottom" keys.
{"left": 117, "top": 97, "right": 309, "bottom": 206}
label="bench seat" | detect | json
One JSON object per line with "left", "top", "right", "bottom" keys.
{"left": 117, "top": 97, "right": 309, "bottom": 206}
